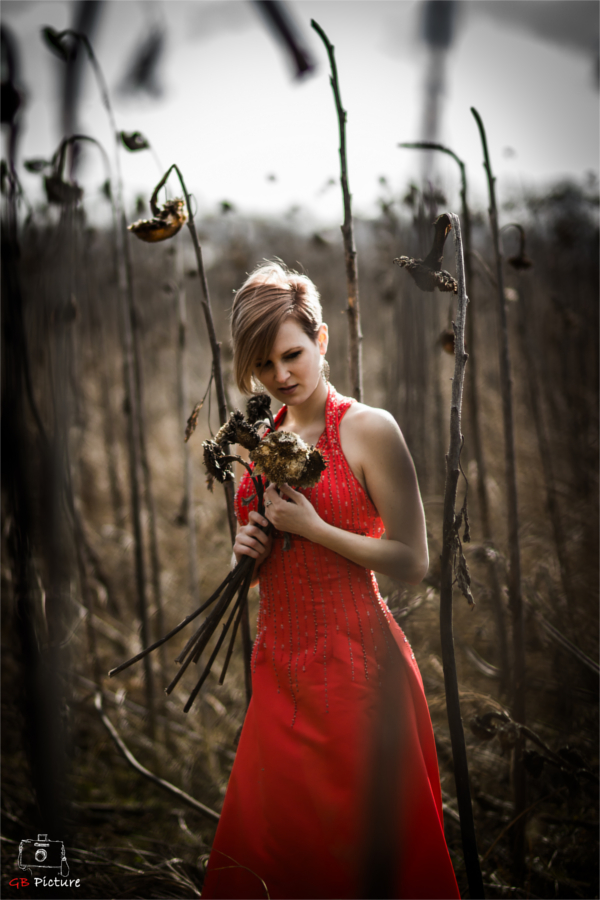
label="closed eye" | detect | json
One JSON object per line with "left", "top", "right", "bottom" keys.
{"left": 257, "top": 349, "right": 302, "bottom": 369}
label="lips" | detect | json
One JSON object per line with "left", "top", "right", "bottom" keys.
{"left": 278, "top": 384, "right": 298, "bottom": 394}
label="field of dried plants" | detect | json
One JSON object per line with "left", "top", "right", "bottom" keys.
{"left": 2, "top": 175, "right": 598, "bottom": 899}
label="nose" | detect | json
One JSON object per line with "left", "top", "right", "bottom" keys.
{"left": 274, "top": 361, "right": 291, "bottom": 384}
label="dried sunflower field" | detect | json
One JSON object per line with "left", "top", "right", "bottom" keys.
{"left": 2, "top": 171, "right": 598, "bottom": 900}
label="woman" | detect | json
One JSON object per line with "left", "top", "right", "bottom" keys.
{"left": 202, "top": 262, "right": 460, "bottom": 899}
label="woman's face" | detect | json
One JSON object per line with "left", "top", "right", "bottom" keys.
{"left": 254, "top": 318, "right": 328, "bottom": 405}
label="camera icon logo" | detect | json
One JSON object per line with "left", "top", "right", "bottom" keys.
{"left": 18, "top": 834, "right": 69, "bottom": 877}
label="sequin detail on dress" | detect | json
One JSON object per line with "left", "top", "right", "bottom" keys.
{"left": 235, "top": 384, "right": 399, "bottom": 724}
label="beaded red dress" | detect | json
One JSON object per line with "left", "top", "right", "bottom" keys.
{"left": 202, "top": 385, "right": 459, "bottom": 899}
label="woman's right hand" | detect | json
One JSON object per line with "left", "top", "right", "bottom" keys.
{"left": 233, "top": 511, "right": 273, "bottom": 569}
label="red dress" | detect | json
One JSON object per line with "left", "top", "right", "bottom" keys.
{"left": 202, "top": 385, "right": 460, "bottom": 899}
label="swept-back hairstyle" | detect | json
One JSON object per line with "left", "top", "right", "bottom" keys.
{"left": 231, "top": 260, "right": 323, "bottom": 394}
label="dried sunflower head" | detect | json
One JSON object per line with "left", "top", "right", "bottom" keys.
{"left": 507, "top": 253, "right": 533, "bottom": 271}
{"left": 299, "top": 447, "right": 327, "bottom": 488}
{"left": 249, "top": 431, "right": 326, "bottom": 488}
{"left": 245, "top": 393, "right": 274, "bottom": 427}
{"left": 44, "top": 174, "right": 83, "bottom": 205}
{"left": 202, "top": 440, "right": 235, "bottom": 491}
{"left": 214, "top": 410, "right": 260, "bottom": 451}
{"left": 128, "top": 198, "right": 188, "bottom": 243}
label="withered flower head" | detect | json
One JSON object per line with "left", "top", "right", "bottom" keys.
{"left": 469, "top": 715, "right": 497, "bottom": 742}
{"left": 300, "top": 447, "right": 327, "bottom": 488}
{"left": 505, "top": 223, "right": 533, "bottom": 271}
{"left": 245, "top": 393, "right": 274, "bottom": 427}
{"left": 44, "top": 175, "right": 83, "bottom": 205}
{"left": 249, "top": 431, "right": 326, "bottom": 488}
{"left": 507, "top": 253, "right": 533, "bottom": 271}
{"left": 202, "top": 440, "right": 235, "bottom": 492}
{"left": 393, "top": 213, "right": 457, "bottom": 295}
{"left": 394, "top": 255, "right": 458, "bottom": 294}
{"left": 215, "top": 410, "right": 260, "bottom": 451}
{"left": 120, "top": 131, "right": 150, "bottom": 152}
{"left": 128, "top": 198, "right": 188, "bottom": 243}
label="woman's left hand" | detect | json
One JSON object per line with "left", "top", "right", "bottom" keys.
{"left": 263, "top": 483, "right": 320, "bottom": 538}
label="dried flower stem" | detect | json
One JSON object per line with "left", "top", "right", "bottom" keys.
{"left": 439, "top": 212, "right": 485, "bottom": 900}
{"left": 311, "top": 20, "right": 363, "bottom": 401}
{"left": 175, "top": 281, "right": 200, "bottom": 603}
{"left": 95, "top": 693, "right": 220, "bottom": 822}
{"left": 516, "top": 283, "right": 573, "bottom": 611}
{"left": 472, "top": 106, "right": 526, "bottom": 879}
{"left": 400, "top": 140, "right": 510, "bottom": 693}
{"left": 109, "top": 473, "right": 270, "bottom": 711}
{"left": 108, "top": 566, "right": 239, "bottom": 678}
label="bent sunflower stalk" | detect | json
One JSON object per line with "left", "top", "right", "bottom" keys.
{"left": 109, "top": 394, "right": 326, "bottom": 713}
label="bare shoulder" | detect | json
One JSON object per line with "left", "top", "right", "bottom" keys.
{"left": 340, "top": 402, "right": 414, "bottom": 493}
{"left": 341, "top": 402, "right": 406, "bottom": 447}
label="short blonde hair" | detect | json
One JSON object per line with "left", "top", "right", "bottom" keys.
{"left": 231, "top": 260, "right": 323, "bottom": 394}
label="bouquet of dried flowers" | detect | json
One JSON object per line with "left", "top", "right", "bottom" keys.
{"left": 109, "top": 393, "right": 326, "bottom": 712}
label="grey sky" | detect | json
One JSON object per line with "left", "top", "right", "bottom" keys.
{"left": 3, "top": 1, "right": 598, "bottom": 224}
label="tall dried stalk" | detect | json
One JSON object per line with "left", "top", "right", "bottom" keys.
{"left": 311, "top": 19, "right": 363, "bottom": 401}
{"left": 122, "top": 227, "right": 166, "bottom": 702}
{"left": 439, "top": 212, "right": 485, "bottom": 900}
{"left": 516, "top": 279, "right": 573, "bottom": 611}
{"left": 91, "top": 265, "right": 125, "bottom": 527}
{"left": 118, "top": 220, "right": 156, "bottom": 737}
{"left": 471, "top": 106, "right": 526, "bottom": 878}
{"left": 150, "top": 164, "right": 251, "bottom": 702}
{"left": 175, "top": 282, "right": 200, "bottom": 602}
{"left": 400, "top": 140, "right": 510, "bottom": 691}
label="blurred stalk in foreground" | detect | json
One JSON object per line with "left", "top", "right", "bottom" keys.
{"left": 42, "top": 25, "right": 159, "bottom": 734}
{"left": 472, "top": 106, "right": 526, "bottom": 880}
{"left": 311, "top": 19, "right": 363, "bottom": 401}
{"left": 439, "top": 212, "right": 485, "bottom": 900}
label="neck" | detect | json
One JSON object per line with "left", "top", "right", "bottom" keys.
{"left": 279, "top": 377, "right": 328, "bottom": 433}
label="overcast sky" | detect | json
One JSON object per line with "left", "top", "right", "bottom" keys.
{"left": 3, "top": 0, "right": 599, "bottom": 224}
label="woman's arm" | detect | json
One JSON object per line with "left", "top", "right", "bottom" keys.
{"left": 263, "top": 407, "right": 428, "bottom": 584}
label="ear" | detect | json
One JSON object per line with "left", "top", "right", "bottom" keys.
{"left": 317, "top": 323, "right": 329, "bottom": 356}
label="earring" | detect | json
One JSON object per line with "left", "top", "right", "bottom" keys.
{"left": 251, "top": 375, "right": 266, "bottom": 393}
{"left": 321, "top": 358, "right": 330, "bottom": 383}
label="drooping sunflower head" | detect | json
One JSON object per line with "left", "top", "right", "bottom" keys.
{"left": 245, "top": 393, "right": 274, "bottom": 427}
{"left": 214, "top": 410, "right": 261, "bottom": 451}
{"left": 202, "top": 440, "right": 235, "bottom": 491}
{"left": 128, "top": 199, "right": 188, "bottom": 243}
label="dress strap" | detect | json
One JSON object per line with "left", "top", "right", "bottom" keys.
{"left": 325, "top": 384, "right": 355, "bottom": 451}
{"left": 271, "top": 403, "right": 288, "bottom": 432}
